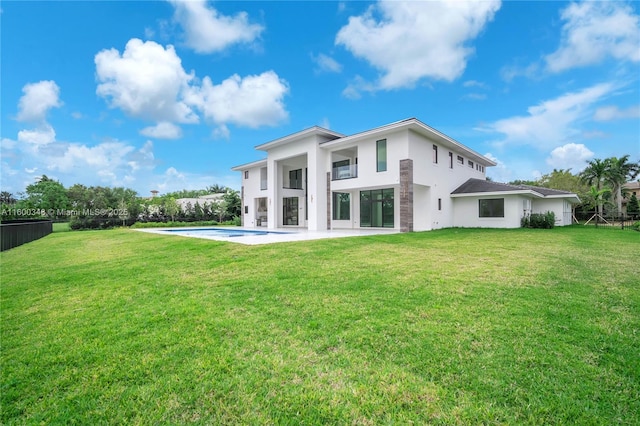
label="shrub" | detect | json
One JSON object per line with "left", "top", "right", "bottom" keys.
{"left": 130, "top": 220, "right": 220, "bottom": 229}
{"left": 631, "top": 221, "right": 640, "bottom": 232}
{"left": 522, "top": 211, "right": 555, "bottom": 229}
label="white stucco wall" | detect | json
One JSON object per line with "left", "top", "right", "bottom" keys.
{"left": 533, "top": 199, "right": 573, "bottom": 226}
{"left": 240, "top": 163, "right": 268, "bottom": 228}
{"left": 452, "top": 195, "right": 525, "bottom": 228}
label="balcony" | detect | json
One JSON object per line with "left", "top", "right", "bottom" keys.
{"left": 332, "top": 164, "right": 358, "bottom": 180}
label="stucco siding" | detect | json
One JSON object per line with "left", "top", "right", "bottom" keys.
{"left": 452, "top": 196, "right": 523, "bottom": 228}
{"left": 533, "top": 199, "right": 573, "bottom": 226}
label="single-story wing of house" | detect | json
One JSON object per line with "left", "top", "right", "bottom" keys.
{"left": 232, "top": 118, "right": 580, "bottom": 232}
{"left": 451, "top": 178, "right": 580, "bottom": 228}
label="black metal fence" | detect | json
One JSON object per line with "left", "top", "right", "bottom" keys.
{"left": 1, "top": 219, "right": 53, "bottom": 251}
{"left": 574, "top": 212, "right": 639, "bottom": 230}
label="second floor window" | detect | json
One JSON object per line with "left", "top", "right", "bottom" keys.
{"left": 377, "top": 139, "right": 387, "bottom": 172}
{"left": 289, "top": 169, "right": 302, "bottom": 189}
{"left": 433, "top": 145, "right": 438, "bottom": 163}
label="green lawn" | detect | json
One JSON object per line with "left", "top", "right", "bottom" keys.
{"left": 1, "top": 227, "right": 638, "bottom": 424}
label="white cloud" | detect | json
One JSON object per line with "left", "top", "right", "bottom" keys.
{"left": 483, "top": 152, "right": 512, "bottom": 182}
{"left": 319, "top": 117, "right": 331, "bottom": 129}
{"left": 95, "top": 38, "right": 198, "bottom": 124}
{"left": 191, "top": 71, "right": 289, "bottom": 128}
{"left": 593, "top": 105, "right": 640, "bottom": 121}
{"left": 545, "top": 1, "right": 640, "bottom": 73}
{"left": 464, "top": 93, "right": 487, "bottom": 101}
{"left": 16, "top": 80, "right": 62, "bottom": 123}
{"left": 46, "top": 141, "right": 136, "bottom": 174}
{"left": 546, "top": 143, "right": 594, "bottom": 171}
{"left": 95, "top": 38, "right": 290, "bottom": 137}
{"left": 17, "top": 125, "right": 56, "bottom": 145}
{"left": 212, "top": 125, "right": 230, "bottom": 139}
{"left": 463, "top": 80, "right": 488, "bottom": 89}
{"left": 169, "top": 0, "right": 263, "bottom": 54}
{"left": 479, "top": 82, "right": 615, "bottom": 149}
{"left": 500, "top": 62, "right": 540, "bottom": 83}
{"left": 311, "top": 53, "right": 343, "bottom": 73}
{"left": 140, "top": 121, "right": 183, "bottom": 139}
{"left": 336, "top": 0, "right": 500, "bottom": 92}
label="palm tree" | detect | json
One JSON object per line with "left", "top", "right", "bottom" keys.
{"left": 604, "top": 156, "right": 640, "bottom": 215}
{"left": 0, "top": 191, "right": 17, "bottom": 204}
{"left": 583, "top": 186, "right": 612, "bottom": 222}
{"left": 581, "top": 158, "right": 609, "bottom": 216}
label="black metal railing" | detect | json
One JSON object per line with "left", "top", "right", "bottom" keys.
{"left": 574, "top": 212, "right": 639, "bottom": 230}
{"left": 1, "top": 219, "right": 53, "bottom": 251}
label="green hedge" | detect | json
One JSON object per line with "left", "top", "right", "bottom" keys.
{"left": 521, "top": 211, "right": 555, "bottom": 229}
{"left": 130, "top": 219, "right": 240, "bottom": 229}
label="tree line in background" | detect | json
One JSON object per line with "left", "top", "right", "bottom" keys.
{"left": 0, "top": 177, "right": 241, "bottom": 230}
{"left": 510, "top": 155, "right": 640, "bottom": 220}
{"left": 1, "top": 155, "right": 638, "bottom": 230}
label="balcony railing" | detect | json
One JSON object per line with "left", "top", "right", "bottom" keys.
{"left": 332, "top": 164, "right": 358, "bottom": 180}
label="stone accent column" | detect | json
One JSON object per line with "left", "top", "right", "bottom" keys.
{"left": 326, "top": 172, "right": 331, "bottom": 230}
{"left": 240, "top": 186, "right": 245, "bottom": 227}
{"left": 399, "top": 159, "right": 413, "bottom": 232}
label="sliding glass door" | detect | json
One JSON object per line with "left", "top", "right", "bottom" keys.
{"left": 283, "top": 197, "right": 298, "bottom": 226}
{"left": 360, "top": 188, "right": 394, "bottom": 227}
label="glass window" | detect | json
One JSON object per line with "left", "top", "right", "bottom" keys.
{"left": 360, "top": 188, "right": 394, "bottom": 227}
{"left": 332, "top": 192, "right": 350, "bottom": 220}
{"left": 260, "top": 167, "right": 267, "bottom": 190}
{"left": 469, "top": 160, "right": 474, "bottom": 168}
{"left": 289, "top": 169, "right": 302, "bottom": 189}
{"left": 433, "top": 145, "right": 438, "bottom": 163}
{"left": 376, "top": 139, "right": 387, "bottom": 172}
{"left": 449, "top": 152, "right": 453, "bottom": 169}
{"left": 244, "top": 170, "right": 249, "bottom": 179}
{"left": 457, "top": 155, "right": 464, "bottom": 165}
{"left": 438, "top": 198, "right": 442, "bottom": 210}
{"left": 479, "top": 199, "right": 504, "bottom": 218}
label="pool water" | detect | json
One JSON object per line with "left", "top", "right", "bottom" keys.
{"left": 164, "top": 227, "right": 290, "bottom": 238}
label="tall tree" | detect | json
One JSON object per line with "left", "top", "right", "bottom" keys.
{"left": 0, "top": 191, "right": 17, "bottom": 204}
{"left": 605, "top": 156, "right": 640, "bottom": 214}
{"left": 583, "top": 186, "right": 612, "bottom": 219}
{"left": 538, "top": 169, "right": 588, "bottom": 193}
{"left": 223, "top": 189, "right": 241, "bottom": 220}
{"left": 25, "top": 175, "right": 69, "bottom": 216}
{"left": 581, "top": 159, "right": 609, "bottom": 216}
{"left": 207, "top": 184, "right": 227, "bottom": 194}
{"left": 627, "top": 193, "right": 640, "bottom": 217}
{"left": 164, "top": 197, "right": 180, "bottom": 222}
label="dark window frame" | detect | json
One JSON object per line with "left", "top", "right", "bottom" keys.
{"left": 479, "top": 198, "right": 505, "bottom": 218}
{"left": 376, "top": 139, "right": 387, "bottom": 172}
{"left": 332, "top": 192, "right": 350, "bottom": 220}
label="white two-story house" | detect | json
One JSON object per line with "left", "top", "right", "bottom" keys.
{"left": 232, "top": 118, "right": 578, "bottom": 232}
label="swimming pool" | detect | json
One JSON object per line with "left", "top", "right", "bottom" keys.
{"left": 137, "top": 226, "right": 398, "bottom": 245}
{"left": 163, "top": 227, "right": 291, "bottom": 238}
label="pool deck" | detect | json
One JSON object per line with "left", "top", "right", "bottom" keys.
{"left": 137, "top": 227, "right": 400, "bottom": 245}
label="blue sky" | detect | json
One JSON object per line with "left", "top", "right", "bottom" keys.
{"left": 2, "top": 0, "right": 639, "bottom": 196}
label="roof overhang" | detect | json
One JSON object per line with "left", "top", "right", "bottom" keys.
{"left": 451, "top": 189, "right": 581, "bottom": 204}
{"left": 450, "top": 189, "right": 545, "bottom": 198}
{"left": 255, "top": 127, "right": 344, "bottom": 151}
{"left": 231, "top": 158, "right": 267, "bottom": 171}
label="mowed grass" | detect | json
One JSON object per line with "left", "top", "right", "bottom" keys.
{"left": 1, "top": 227, "right": 638, "bottom": 424}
